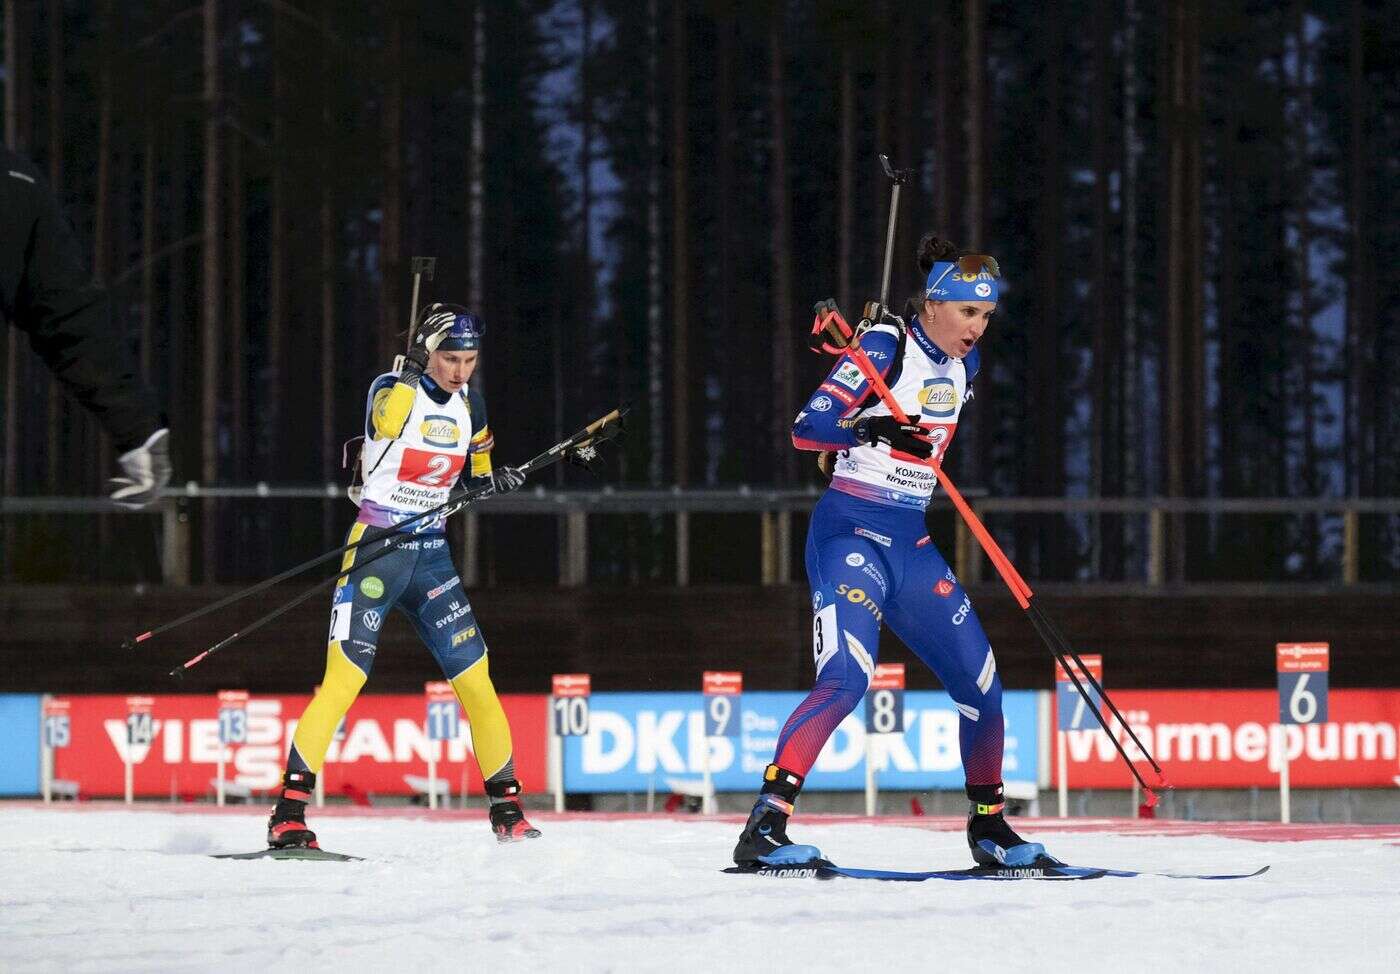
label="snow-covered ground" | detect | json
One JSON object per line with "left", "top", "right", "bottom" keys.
{"left": 3, "top": 805, "right": 1399, "bottom": 973}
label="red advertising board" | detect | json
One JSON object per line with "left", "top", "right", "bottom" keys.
{"left": 870, "top": 663, "right": 905, "bottom": 690}
{"left": 52, "top": 694, "right": 547, "bottom": 798}
{"left": 424, "top": 682, "right": 456, "bottom": 704}
{"left": 1277, "top": 643, "right": 1329, "bottom": 673}
{"left": 703, "top": 671, "right": 743, "bottom": 695}
{"left": 1053, "top": 689, "right": 1400, "bottom": 788}
{"left": 1055, "top": 655, "right": 1103, "bottom": 684}
{"left": 552, "top": 674, "right": 591, "bottom": 698}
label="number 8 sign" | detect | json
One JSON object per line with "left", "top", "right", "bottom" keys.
{"left": 1277, "top": 643, "right": 1328, "bottom": 725}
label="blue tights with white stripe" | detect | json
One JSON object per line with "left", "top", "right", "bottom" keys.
{"left": 772, "top": 488, "right": 1005, "bottom": 786}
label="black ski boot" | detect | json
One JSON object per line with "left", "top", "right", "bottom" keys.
{"left": 966, "top": 782, "right": 1046, "bottom": 867}
{"left": 486, "top": 779, "right": 541, "bottom": 843}
{"left": 267, "top": 770, "right": 319, "bottom": 849}
{"left": 732, "top": 765, "right": 823, "bottom": 866}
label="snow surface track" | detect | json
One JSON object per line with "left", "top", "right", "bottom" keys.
{"left": 3, "top": 806, "right": 1399, "bottom": 973}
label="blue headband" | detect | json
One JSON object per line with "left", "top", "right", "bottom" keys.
{"left": 437, "top": 312, "right": 485, "bottom": 351}
{"left": 925, "top": 261, "right": 1000, "bottom": 303}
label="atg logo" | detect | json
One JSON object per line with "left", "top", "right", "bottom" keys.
{"left": 420, "top": 415, "right": 460, "bottom": 448}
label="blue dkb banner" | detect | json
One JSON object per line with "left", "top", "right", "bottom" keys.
{"left": 562, "top": 690, "right": 1039, "bottom": 793}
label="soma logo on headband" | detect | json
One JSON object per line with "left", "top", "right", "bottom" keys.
{"left": 926, "top": 259, "right": 1001, "bottom": 303}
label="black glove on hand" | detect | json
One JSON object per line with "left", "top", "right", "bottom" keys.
{"left": 853, "top": 415, "right": 933, "bottom": 459}
{"left": 404, "top": 304, "right": 463, "bottom": 377}
{"left": 491, "top": 465, "right": 527, "bottom": 495}
{"left": 110, "top": 428, "right": 173, "bottom": 508}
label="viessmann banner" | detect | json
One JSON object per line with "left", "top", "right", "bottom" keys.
{"left": 561, "top": 690, "right": 1042, "bottom": 793}
{"left": 1054, "top": 689, "right": 1400, "bottom": 788}
{"left": 47, "top": 694, "right": 548, "bottom": 798}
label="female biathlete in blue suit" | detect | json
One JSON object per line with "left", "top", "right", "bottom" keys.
{"left": 734, "top": 235, "right": 1048, "bottom": 868}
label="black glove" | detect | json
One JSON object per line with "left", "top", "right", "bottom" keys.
{"left": 404, "top": 304, "right": 464, "bottom": 376}
{"left": 110, "top": 428, "right": 172, "bottom": 508}
{"left": 853, "top": 415, "right": 932, "bottom": 459}
{"left": 491, "top": 465, "right": 527, "bottom": 494}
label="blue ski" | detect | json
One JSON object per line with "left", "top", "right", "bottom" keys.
{"left": 724, "top": 859, "right": 1269, "bottom": 882}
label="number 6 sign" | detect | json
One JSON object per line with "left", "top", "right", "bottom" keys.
{"left": 1277, "top": 642, "right": 1328, "bottom": 724}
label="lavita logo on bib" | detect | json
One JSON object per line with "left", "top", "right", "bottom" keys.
{"left": 420, "top": 415, "right": 460, "bottom": 448}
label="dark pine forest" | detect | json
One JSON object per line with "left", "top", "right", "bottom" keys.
{"left": 2, "top": 1, "right": 1398, "bottom": 586}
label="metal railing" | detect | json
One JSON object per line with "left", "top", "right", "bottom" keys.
{"left": 3, "top": 486, "right": 1398, "bottom": 588}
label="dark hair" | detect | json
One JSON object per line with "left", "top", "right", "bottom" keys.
{"left": 908, "top": 233, "right": 962, "bottom": 314}
{"left": 916, "top": 233, "right": 961, "bottom": 276}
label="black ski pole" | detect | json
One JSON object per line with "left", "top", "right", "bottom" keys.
{"left": 168, "top": 533, "right": 408, "bottom": 678}
{"left": 159, "top": 408, "right": 628, "bottom": 673}
{"left": 125, "top": 407, "right": 627, "bottom": 651}
{"left": 123, "top": 481, "right": 492, "bottom": 650}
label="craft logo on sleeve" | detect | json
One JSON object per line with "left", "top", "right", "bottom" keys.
{"left": 419, "top": 415, "right": 460, "bottom": 448}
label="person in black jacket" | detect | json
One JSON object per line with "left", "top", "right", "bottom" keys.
{"left": 1, "top": 146, "right": 169, "bottom": 505}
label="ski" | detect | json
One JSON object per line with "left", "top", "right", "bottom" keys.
{"left": 724, "top": 858, "right": 1103, "bottom": 882}
{"left": 724, "top": 859, "right": 1269, "bottom": 882}
{"left": 212, "top": 847, "right": 363, "bottom": 862}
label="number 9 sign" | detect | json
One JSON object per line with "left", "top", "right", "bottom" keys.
{"left": 1277, "top": 643, "right": 1329, "bottom": 725}
{"left": 703, "top": 672, "right": 742, "bottom": 738}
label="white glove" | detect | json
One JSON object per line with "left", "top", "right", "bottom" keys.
{"left": 110, "top": 428, "right": 172, "bottom": 508}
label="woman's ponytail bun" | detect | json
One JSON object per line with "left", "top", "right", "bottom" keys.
{"left": 916, "top": 234, "right": 960, "bottom": 275}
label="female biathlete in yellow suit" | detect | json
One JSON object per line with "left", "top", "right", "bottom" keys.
{"left": 267, "top": 304, "right": 541, "bottom": 847}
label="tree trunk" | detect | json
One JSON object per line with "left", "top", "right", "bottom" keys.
{"left": 838, "top": 48, "right": 855, "bottom": 317}
{"left": 92, "top": 0, "right": 116, "bottom": 554}
{"left": 379, "top": 7, "right": 404, "bottom": 367}
{"left": 769, "top": 5, "right": 794, "bottom": 483}
{"left": 1291, "top": 0, "right": 1317, "bottom": 571}
{"left": 141, "top": 108, "right": 157, "bottom": 389}
{"left": 1121, "top": 0, "right": 1140, "bottom": 508}
{"left": 931, "top": 0, "right": 952, "bottom": 235}
{"left": 715, "top": 4, "right": 735, "bottom": 485}
{"left": 267, "top": 2, "right": 287, "bottom": 480}
{"left": 965, "top": 0, "right": 989, "bottom": 488}
{"left": 228, "top": 92, "right": 245, "bottom": 486}
{"left": 3, "top": 0, "right": 21, "bottom": 510}
{"left": 45, "top": 0, "right": 64, "bottom": 491}
{"left": 1031, "top": 6, "right": 1063, "bottom": 575}
{"left": 467, "top": 1, "right": 485, "bottom": 386}
{"left": 1162, "top": 0, "right": 1204, "bottom": 581}
{"left": 963, "top": 0, "right": 985, "bottom": 251}
{"left": 646, "top": 0, "right": 663, "bottom": 491}
{"left": 320, "top": 0, "right": 337, "bottom": 550}
{"left": 571, "top": 0, "right": 594, "bottom": 486}
{"left": 1346, "top": 0, "right": 1372, "bottom": 502}
{"left": 1090, "top": 0, "right": 1116, "bottom": 575}
{"left": 201, "top": 0, "right": 222, "bottom": 581}
{"left": 670, "top": 1, "right": 688, "bottom": 486}
{"left": 169, "top": 111, "right": 189, "bottom": 496}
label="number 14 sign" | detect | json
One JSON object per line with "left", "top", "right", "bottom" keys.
{"left": 1277, "top": 643, "right": 1329, "bottom": 724}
